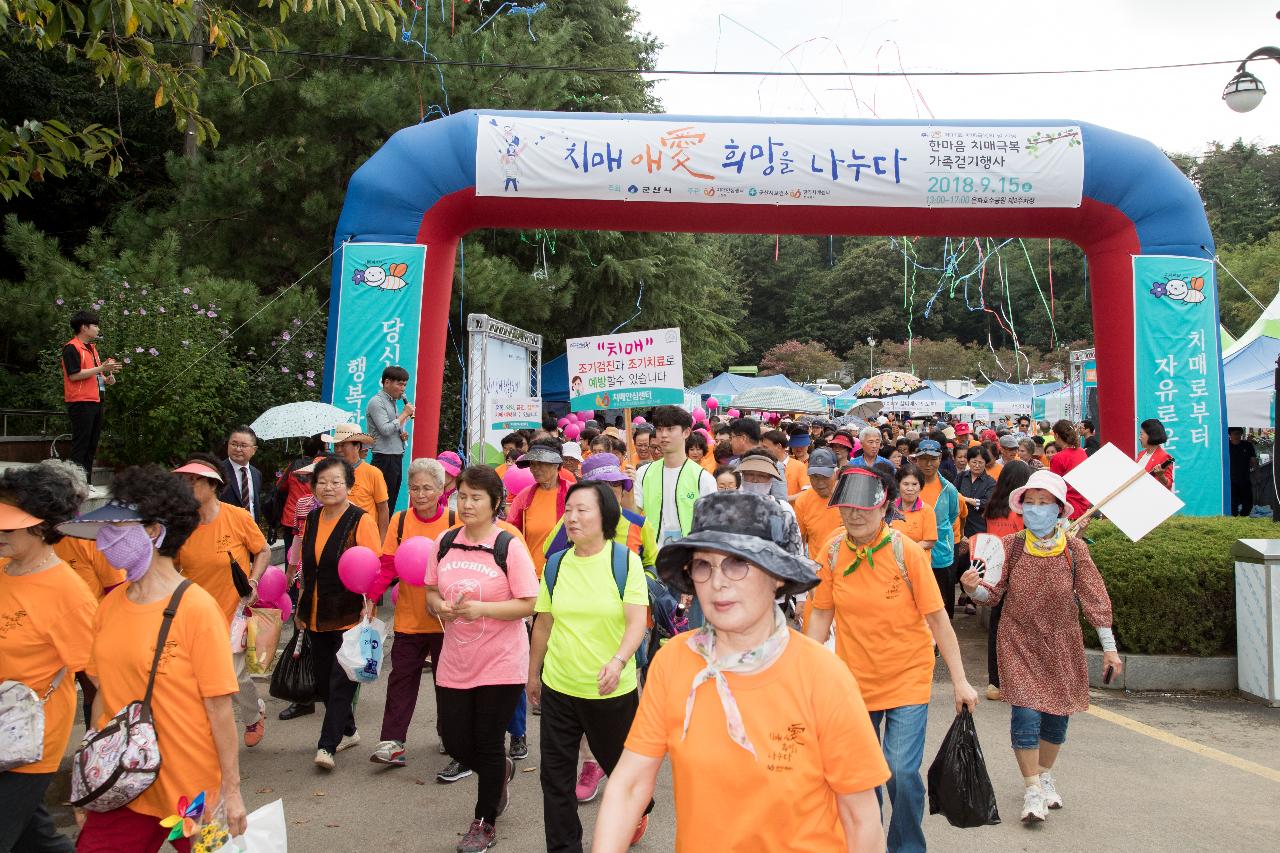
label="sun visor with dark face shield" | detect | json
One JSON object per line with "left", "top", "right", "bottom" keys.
{"left": 827, "top": 468, "right": 888, "bottom": 509}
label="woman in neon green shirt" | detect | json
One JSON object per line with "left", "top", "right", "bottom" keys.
{"left": 528, "top": 481, "right": 651, "bottom": 852}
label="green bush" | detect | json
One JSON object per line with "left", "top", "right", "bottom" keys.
{"left": 1084, "top": 515, "right": 1278, "bottom": 657}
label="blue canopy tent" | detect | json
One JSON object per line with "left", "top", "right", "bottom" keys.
{"left": 879, "top": 380, "right": 960, "bottom": 414}
{"left": 1223, "top": 336, "right": 1280, "bottom": 387}
{"left": 688, "top": 372, "right": 806, "bottom": 399}
{"left": 541, "top": 353, "right": 569, "bottom": 402}
{"left": 967, "top": 381, "right": 1040, "bottom": 414}
{"left": 832, "top": 379, "right": 869, "bottom": 411}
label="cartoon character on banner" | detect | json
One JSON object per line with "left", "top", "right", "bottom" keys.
{"left": 353, "top": 262, "right": 410, "bottom": 291}
{"left": 1148, "top": 276, "right": 1206, "bottom": 304}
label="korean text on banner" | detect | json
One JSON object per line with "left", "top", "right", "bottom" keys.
{"left": 477, "top": 398, "right": 542, "bottom": 464}
{"left": 565, "top": 328, "right": 683, "bottom": 413}
{"left": 1132, "top": 255, "right": 1225, "bottom": 516}
{"left": 476, "top": 115, "right": 1084, "bottom": 209}
{"left": 328, "top": 242, "right": 426, "bottom": 511}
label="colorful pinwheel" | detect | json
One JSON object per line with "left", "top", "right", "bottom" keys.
{"left": 160, "top": 791, "right": 205, "bottom": 841}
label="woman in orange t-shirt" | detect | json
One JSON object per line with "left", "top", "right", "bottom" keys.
{"left": 593, "top": 491, "right": 888, "bottom": 853}
{"left": 173, "top": 453, "right": 270, "bottom": 748}
{"left": 806, "top": 467, "right": 978, "bottom": 853}
{"left": 0, "top": 461, "right": 97, "bottom": 851}
{"left": 978, "top": 460, "right": 1031, "bottom": 701}
{"left": 890, "top": 464, "right": 938, "bottom": 552}
{"left": 367, "top": 458, "right": 451, "bottom": 767}
{"left": 66, "top": 465, "right": 246, "bottom": 851}
{"left": 297, "top": 457, "right": 382, "bottom": 771}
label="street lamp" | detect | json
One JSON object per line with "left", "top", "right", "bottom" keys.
{"left": 1223, "top": 45, "right": 1280, "bottom": 112}
{"left": 867, "top": 337, "right": 877, "bottom": 377}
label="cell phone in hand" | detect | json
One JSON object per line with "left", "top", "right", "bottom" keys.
{"left": 1103, "top": 665, "right": 1115, "bottom": 685}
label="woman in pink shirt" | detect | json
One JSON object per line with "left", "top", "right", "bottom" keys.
{"left": 426, "top": 466, "right": 539, "bottom": 853}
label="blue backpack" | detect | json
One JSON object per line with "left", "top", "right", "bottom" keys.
{"left": 543, "top": 542, "right": 651, "bottom": 670}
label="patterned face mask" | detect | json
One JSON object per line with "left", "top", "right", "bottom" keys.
{"left": 96, "top": 523, "right": 165, "bottom": 582}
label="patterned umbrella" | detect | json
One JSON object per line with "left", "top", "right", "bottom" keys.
{"left": 856, "top": 372, "right": 924, "bottom": 399}
{"left": 249, "top": 401, "right": 353, "bottom": 441}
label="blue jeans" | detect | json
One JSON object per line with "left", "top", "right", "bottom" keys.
{"left": 1010, "top": 705, "right": 1069, "bottom": 750}
{"left": 869, "top": 703, "right": 929, "bottom": 853}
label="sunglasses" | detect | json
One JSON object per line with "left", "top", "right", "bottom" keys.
{"left": 688, "top": 555, "right": 752, "bottom": 583}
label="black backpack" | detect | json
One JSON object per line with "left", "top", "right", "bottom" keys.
{"left": 437, "top": 527, "right": 515, "bottom": 574}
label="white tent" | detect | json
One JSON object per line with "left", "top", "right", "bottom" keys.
{"left": 1226, "top": 368, "right": 1275, "bottom": 429}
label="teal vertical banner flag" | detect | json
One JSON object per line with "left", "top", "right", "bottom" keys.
{"left": 328, "top": 242, "right": 427, "bottom": 513}
{"left": 1132, "top": 255, "right": 1226, "bottom": 515}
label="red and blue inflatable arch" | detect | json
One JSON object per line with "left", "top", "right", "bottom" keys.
{"left": 325, "top": 110, "right": 1217, "bottom": 462}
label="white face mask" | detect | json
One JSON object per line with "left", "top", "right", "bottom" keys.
{"left": 742, "top": 481, "right": 771, "bottom": 496}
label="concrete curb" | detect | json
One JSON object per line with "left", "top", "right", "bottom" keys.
{"left": 1085, "top": 648, "right": 1237, "bottom": 692}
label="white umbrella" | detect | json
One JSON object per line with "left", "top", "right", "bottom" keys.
{"left": 250, "top": 401, "right": 353, "bottom": 441}
{"left": 949, "top": 405, "right": 979, "bottom": 415}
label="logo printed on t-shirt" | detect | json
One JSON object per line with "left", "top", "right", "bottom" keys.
{"left": 154, "top": 640, "right": 180, "bottom": 674}
{"left": 765, "top": 723, "right": 807, "bottom": 772}
{"left": 0, "top": 609, "right": 29, "bottom": 639}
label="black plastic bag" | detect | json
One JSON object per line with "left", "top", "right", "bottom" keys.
{"left": 926, "top": 708, "right": 1001, "bottom": 828}
{"left": 269, "top": 628, "right": 315, "bottom": 704}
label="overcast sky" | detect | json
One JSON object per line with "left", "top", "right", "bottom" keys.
{"left": 629, "top": 0, "right": 1280, "bottom": 155}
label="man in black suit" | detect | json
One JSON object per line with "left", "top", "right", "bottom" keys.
{"left": 220, "top": 425, "right": 266, "bottom": 524}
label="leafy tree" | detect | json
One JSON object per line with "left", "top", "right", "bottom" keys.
{"left": 759, "top": 340, "right": 840, "bottom": 382}
{"left": 1, "top": 0, "right": 402, "bottom": 198}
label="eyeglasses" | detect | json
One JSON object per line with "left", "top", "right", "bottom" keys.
{"left": 688, "top": 555, "right": 752, "bottom": 583}
{"left": 229, "top": 441, "right": 256, "bottom": 449}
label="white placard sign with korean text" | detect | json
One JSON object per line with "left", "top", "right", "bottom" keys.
{"left": 476, "top": 115, "right": 1084, "bottom": 209}
{"left": 565, "top": 328, "right": 684, "bottom": 413}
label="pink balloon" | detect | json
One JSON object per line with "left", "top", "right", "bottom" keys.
{"left": 564, "top": 423, "right": 582, "bottom": 440}
{"left": 503, "top": 465, "right": 536, "bottom": 497}
{"left": 692, "top": 408, "right": 706, "bottom": 422}
{"left": 391, "top": 585, "right": 400, "bottom": 607}
{"left": 257, "top": 565, "right": 286, "bottom": 604}
{"left": 727, "top": 408, "right": 740, "bottom": 418}
{"left": 337, "top": 546, "right": 380, "bottom": 595}
{"left": 395, "top": 535, "right": 434, "bottom": 586}
{"left": 275, "top": 594, "right": 293, "bottom": 624}
{"left": 557, "top": 417, "right": 570, "bottom": 428}
{"left": 632, "top": 416, "right": 646, "bottom": 425}
{"left": 706, "top": 397, "right": 719, "bottom": 410}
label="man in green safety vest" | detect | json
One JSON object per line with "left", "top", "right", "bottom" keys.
{"left": 636, "top": 405, "right": 718, "bottom": 626}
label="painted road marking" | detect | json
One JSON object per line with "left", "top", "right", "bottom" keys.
{"left": 1086, "top": 705, "right": 1280, "bottom": 783}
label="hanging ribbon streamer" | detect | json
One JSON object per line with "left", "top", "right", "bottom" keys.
{"left": 474, "top": 2, "right": 547, "bottom": 41}
{"left": 1017, "top": 238, "right": 1058, "bottom": 348}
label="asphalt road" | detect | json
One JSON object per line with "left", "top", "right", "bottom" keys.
{"left": 51, "top": 609, "right": 1280, "bottom": 852}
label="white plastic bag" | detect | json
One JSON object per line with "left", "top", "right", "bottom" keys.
{"left": 336, "top": 617, "right": 386, "bottom": 683}
{"left": 210, "top": 799, "right": 288, "bottom": 852}
{"left": 229, "top": 608, "right": 249, "bottom": 655}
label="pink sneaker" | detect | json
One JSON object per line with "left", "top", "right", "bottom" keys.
{"left": 575, "top": 760, "right": 606, "bottom": 803}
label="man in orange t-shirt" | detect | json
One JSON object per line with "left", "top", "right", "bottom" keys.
{"left": 806, "top": 466, "right": 977, "bottom": 853}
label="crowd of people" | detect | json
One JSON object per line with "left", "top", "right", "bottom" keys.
{"left": 2, "top": 350, "right": 1156, "bottom": 852}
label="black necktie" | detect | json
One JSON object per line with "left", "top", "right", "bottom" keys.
{"left": 239, "top": 466, "right": 251, "bottom": 511}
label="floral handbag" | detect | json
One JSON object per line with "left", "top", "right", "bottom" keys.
{"left": 0, "top": 668, "right": 66, "bottom": 771}
{"left": 70, "top": 581, "right": 191, "bottom": 812}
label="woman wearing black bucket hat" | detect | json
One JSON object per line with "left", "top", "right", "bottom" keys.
{"left": 592, "top": 491, "right": 888, "bottom": 853}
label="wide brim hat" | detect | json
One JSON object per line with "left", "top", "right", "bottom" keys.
{"left": 655, "top": 492, "right": 819, "bottom": 597}
{"left": 1008, "top": 469, "right": 1074, "bottom": 519}
{"left": 0, "top": 502, "right": 43, "bottom": 530}
{"left": 322, "top": 423, "right": 375, "bottom": 445}
{"left": 581, "top": 453, "right": 633, "bottom": 491}
{"left": 828, "top": 467, "right": 888, "bottom": 509}
{"left": 56, "top": 499, "right": 145, "bottom": 540}
{"left": 828, "top": 433, "right": 855, "bottom": 452}
{"left": 172, "top": 461, "right": 225, "bottom": 484}
{"left": 561, "top": 442, "right": 583, "bottom": 461}
{"left": 736, "top": 455, "right": 782, "bottom": 481}
{"left": 516, "top": 445, "right": 563, "bottom": 467}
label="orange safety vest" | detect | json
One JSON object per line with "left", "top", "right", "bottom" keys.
{"left": 62, "top": 337, "right": 101, "bottom": 403}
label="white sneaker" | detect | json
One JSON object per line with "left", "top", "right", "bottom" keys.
{"left": 337, "top": 731, "right": 361, "bottom": 752}
{"left": 314, "top": 749, "right": 335, "bottom": 771}
{"left": 1021, "top": 785, "right": 1048, "bottom": 823}
{"left": 1039, "top": 771, "right": 1063, "bottom": 809}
